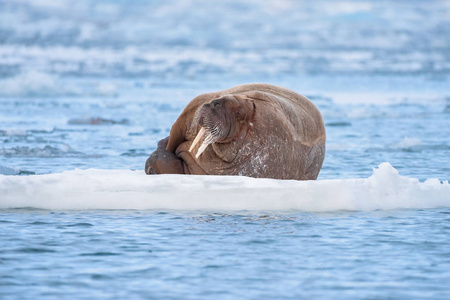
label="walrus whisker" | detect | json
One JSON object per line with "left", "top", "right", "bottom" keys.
{"left": 189, "top": 127, "right": 206, "bottom": 152}
{"left": 203, "top": 132, "right": 217, "bottom": 144}
{"left": 211, "top": 125, "right": 219, "bottom": 135}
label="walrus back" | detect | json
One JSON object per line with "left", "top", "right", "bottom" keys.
{"left": 225, "top": 83, "right": 326, "bottom": 146}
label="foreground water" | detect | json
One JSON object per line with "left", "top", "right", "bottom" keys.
{"left": 1, "top": 209, "right": 450, "bottom": 299}
{"left": 1, "top": 0, "right": 450, "bottom": 298}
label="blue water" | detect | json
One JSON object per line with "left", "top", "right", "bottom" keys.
{"left": 1, "top": 0, "right": 450, "bottom": 298}
{"left": 2, "top": 209, "right": 450, "bottom": 299}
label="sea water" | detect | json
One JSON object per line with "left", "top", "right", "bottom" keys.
{"left": 1, "top": 0, "right": 450, "bottom": 299}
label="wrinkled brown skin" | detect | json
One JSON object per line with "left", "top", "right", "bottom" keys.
{"left": 145, "top": 83, "right": 326, "bottom": 180}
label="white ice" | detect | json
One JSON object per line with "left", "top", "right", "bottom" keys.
{"left": 0, "top": 163, "right": 449, "bottom": 212}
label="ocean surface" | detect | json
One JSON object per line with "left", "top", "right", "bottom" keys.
{"left": 1, "top": 0, "right": 450, "bottom": 299}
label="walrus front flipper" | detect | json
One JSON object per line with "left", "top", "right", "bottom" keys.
{"left": 145, "top": 137, "right": 184, "bottom": 175}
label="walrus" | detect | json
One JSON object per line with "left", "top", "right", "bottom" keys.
{"left": 145, "top": 83, "right": 326, "bottom": 180}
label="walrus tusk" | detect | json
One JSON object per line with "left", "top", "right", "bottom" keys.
{"left": 189, "top": 127, "right": 206, "bottom": 152}
{"left": 195, "top": 131, "right": 218, "bottom": 158}
{"left": 190, "top": 126, "right": 218, "bottom": 158}
{"left": 195, "top": 142, "right": 209, "bottom": 158}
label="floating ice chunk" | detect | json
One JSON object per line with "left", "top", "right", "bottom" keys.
{"left": 0, "top": 71, "right": 55, "bottom": 96}
{"left": 0, "top": 163, "right": 448, "bottom": 212}
{"left": 0, "top": 145, "right": 83, "bottom": 157}
{"left": 0, "top": 71, "right": 80, "bottom": 97}
{"left": 96, "top": 82, "right": 118, "bottom": 96}
{"left": 0, "top": 166, "right": 35, "bottom": 175}
{"left": 3, "top": 129, "right": 27, "bottom": 136}
{"left": 390, "top": 137, "right": 422, "bottom": 150}
{"left": 0, "top": 166, "right": 20, "bottom": 175}
{"left": 68, "top": 117, "right": 128, "bottom": 125}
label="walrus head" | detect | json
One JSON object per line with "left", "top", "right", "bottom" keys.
{"left": 189, "top": 95, "right": 250, "bottom": 158}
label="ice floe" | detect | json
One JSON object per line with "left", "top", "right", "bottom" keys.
{"left": 0, "top": 163, "right": 448, "bottom": 212}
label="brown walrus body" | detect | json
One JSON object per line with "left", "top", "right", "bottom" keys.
{"left": 145, "top": 83, "right": 326, "bottom": 180}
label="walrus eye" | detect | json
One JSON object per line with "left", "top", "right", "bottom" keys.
{"left": 236, "top": 107, "right": 246, "bottom": 120}
{"left": 212, "top": 100, "right": 221, "bottom": 108}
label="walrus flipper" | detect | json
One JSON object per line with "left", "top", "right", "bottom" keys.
{"left": 145, "top": 137, "right": 184, "bottom": 175}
